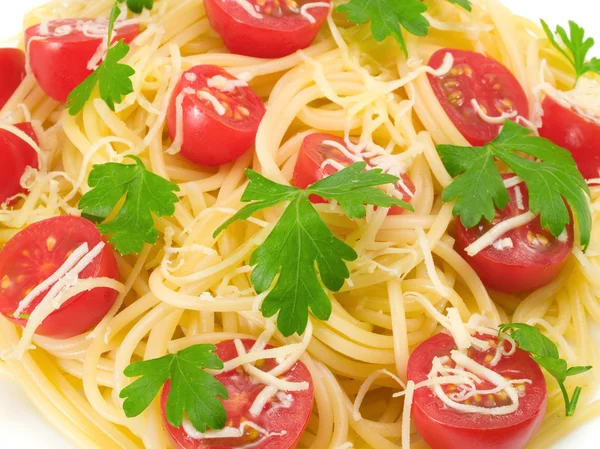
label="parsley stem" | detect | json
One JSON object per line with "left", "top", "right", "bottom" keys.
{"left": 566, "top": 386, "right": 582, "bottom": 417}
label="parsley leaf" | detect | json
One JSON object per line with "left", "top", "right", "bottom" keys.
{"left": 214, "top": 162, "right": 412, "bottom": 336}
{"left": 78, "top": 156, "right": 180, "bottom": 255}
{"left": 541, "top": 19, "right": 600, "bottom": 85}
{"left": 449, "top": 0, "right": 472, "bottom": 11}
{"left": 120, "top": 345, "right": 228, "bottom": 432}
{"left": 499, "top": 323, "right": 592, "bottom": 416}
{"left": 66, "top": 0, "right": 154, "bottom": 115}
{"left": 336, "top": 0, "right": 429, "bottom": 57}
{"left": 437, "top": 120, "right": 591, "bottom": 249}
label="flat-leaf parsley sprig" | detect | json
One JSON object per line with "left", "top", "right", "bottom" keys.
{"left": 541, "top": 19, "right": 600, "bottom": 87}
{"left": 120, "top": 344, "right": 228, "bottom": 432}
{"left": 214, "top": 162, "right": 413, "bottom": 337}
{"left": 66, "top": 0, "right": 154, "bottom": 115}
{"left": 336, "top": 0, "right": 471, "bottom": 57}
{"left": 437, "top": 120, "right": 591, "bottom": 249}
{"left": 499, "top": 323, "right": 592, "bottom": 417}
{"left": 78, "top": 156, "right": 180, "bottom": 256}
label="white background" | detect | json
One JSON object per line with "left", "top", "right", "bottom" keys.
{"left": 1, "top": 0, "right": 599, "bottom": 448}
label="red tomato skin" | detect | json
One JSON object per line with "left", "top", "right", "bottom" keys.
{"left": 428, "top": 49, "right": 529, "bottom": 146}
{"left": 455, "top": 177, "right": 573, "bottom": 293}
{"left": 24, "top": 20, "right": 140, "bottom": 103}
{"left": 162, "top": 339, "right": 314, "bottom": 449}
{"left": 0, "top": 216, "right": 119, "bottom": 339}
{"left": 292, "top": 133, "right": 415, "bottom": 214}
{"left": 0, "top": 123, "right": 39, "bottom": 205}
{"left": 204, "top": 0, "right": 330, "bottom": 58}
{"left": 538, "top": 96, "right": 600, "bottom": 180}
{"left": 408, "top": 333, "right": 547, "bottom": 449}
{"left": 0, "top": 48, "right": 26, "bottom": 109}
{"left": 167, "top": 65, "right": 265, "bottom": 166}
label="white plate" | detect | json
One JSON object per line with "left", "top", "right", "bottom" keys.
{"left": 0, "top": 0, "right": 599, "bottom": 448}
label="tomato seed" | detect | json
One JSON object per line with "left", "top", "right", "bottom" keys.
{"left": 1, "top": 275, "right": 10, "bottom": 290}
{"left": 46, "top": 236, "right": 57, "bottom": 251}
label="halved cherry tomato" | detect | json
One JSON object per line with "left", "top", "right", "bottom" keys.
{"left": 539, "top": 96, "right": 600, "bottom": 180}
{"left": 0, "top": 123, "right": 39, "bottom": 205}
{"left": 408, "top": 332, "right": 547, "bottom": 449}
{"left": 0, "top": 48, "right": 26, "bottom": 109}
{"left": 204, "top": 0, "right": 330, "bottom": 58}
{"left": 162, "top": 339, "right": 314, "bottom": 449}
{"left": 25, "top": 19, "right": 140, "bottom": 103}
{"left": 0, "top": 216, "right": 119, "bottom": 339}
{"left": 455, "top": 175, "right": 573, "bottom": 293}
{"left": 428, "top": 49, "right": 530, "bottom": 146}
{"left": 292, "top": 133, "right": 415, "bottom": 214}
{"left": 167, "top": 65, "right": 266, "bottom": 166}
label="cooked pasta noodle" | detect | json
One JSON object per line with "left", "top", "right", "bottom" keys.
{"left": 1, "top": 1, "right": 600, "bottom": 448}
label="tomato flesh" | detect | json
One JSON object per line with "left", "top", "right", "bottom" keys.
{"left": 167, "top": 65, "right": 266, "bottom": 166}
{"left": 455, "top": 175, "right": 573, "bottom": 293}
{"left": 538, "top": 96, "right": 600, "bottom": 180}
{"left": 292, "top": 133, "right": 415, "bottom": 214}
{"left": 0, "top": 123, "right": 39, "bottom": 205}
{"left": 0, "top": 48, "right": 26, "bottom": 109}
{"left": 428, "top": 49, "right": 529, "bottom": 146}
{"left": 0, "top": 216, "right": 119, "bottom": 338}
{"left": 25, "top": 19, "right": 140, "bottom": 103}
{"left": 162, "top": 339, "right": 314, "bottom": 449}
{"left": 204, "top": 0, "right": 330, "bottom": 58}
{"left": 408, "top": 332, "right": 547, "bottom": 449}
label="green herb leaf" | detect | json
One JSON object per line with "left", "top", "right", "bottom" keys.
{"left": 541, "top": 19, "right": 600, "bottom": 85}
{"left": 122, "top": 0, "right": 154, "bottom": 14}
{"left": 499, "top": 323, "right": 592, "bottom": 416}
{"left": 336, "top": 0, "right": 429, "bottom": 56}
{"left": 120, "top": 345, "right": 228, "bottom": 432}
{"left": 214, "top": 162, "right": 411, "bottom": 336}
{"left": 78, "top": 155, "right": 180, "bottom": 255}
{"left": 437, "top": 120, "right": 591, "bottom": 249}
{"left": 449, "top": 0, "right": 472, "bottom": 11}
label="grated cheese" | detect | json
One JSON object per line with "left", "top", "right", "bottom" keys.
{"left": 249, "top": 385, "right": 279, "bottom": 417}
{"left": 207, "top": 74, "right": 248, "bottom": 92}
{"left": 492, "top": 237, "right": 514, "bottom": 251}
{"left": 465, "top": 212, "right": 536, "bottom": 257}
{"left": 514, "top": 185, "right": 525, "bottom": 210}
{"left": 183, "top": 418, "right": 286, "bottom": 441}
{"left": 503, "top": 176, "right": 523, "bottom": 189}
{"left": 196, "top": 91, "right": 227, "bottom": 116}
{"left": 471, "top": 99, "right": 517, "bottom": 124}
{"left": 299, "top": 2, "right": 331, "bottom": 24}
{"left": 416, "top": 228, "right": 449, "bottom": 298}
{"left": 231, "top": 0, "right": 263, "bottom": 19}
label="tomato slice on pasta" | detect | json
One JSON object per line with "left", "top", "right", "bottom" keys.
{"left": 428, "top": 49, "right": 530, "bottom": 146}
{"left": 0, "top": 48, "right": 26, "bottom": 109}
{"left": 454, "top": 175, "right": 573, "bottom": 293}
{"left": 162, "top": 339, "right": 314, "bottom": 449}
{"left": 408, "top": 332, "right": 547, "bottom": 449}
{"left": 0, "top": 216, "right": 119, "bottom": 338}
{"left": 204, "top": 0, "right": 331, "bottom": 58}
{"left": 167, "top": 65, "right": 266, "bottom": 166}
{"left": 0, "top": 123, "right": 39, "bottom": 206}
{"left": 25, "top": 18, "right": 140, "bottom": 102}
{"left": 292, "top": 133, "right": 415, "bottom": 214}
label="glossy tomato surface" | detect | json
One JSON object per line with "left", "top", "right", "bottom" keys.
{"left": 25, "top": 19, "right": 140, "bottom": 103}
{"left": 0, "top": 48, "right": 26, "bottom": 109}
{"left": 539, "top": 96, "right": 600, "bottom": 180}
{"left": 408, "top": 333, "right": 547, "bottom": 449}
{"left": 455, "top": 176, "right": 573, "bottom": 293}
{"left": 162, "top": 339, "right": 314, "bottom": 449}
{"left": 204, "top": 0, "right": 330, "bottom": 58}
{"left": 0, "top": 216, "right": 119, "bottom": 338}
{"left": 428, "top": 49, "right": 529, "bottom": 146}
{"left": 0, "top": 123, "right": 39, "bottom": 205}
{"left": 167, "top": 65, "right": 265, "bottom": 166}
{"left": 292, "top": 133, "right": 415, "bottom": 214}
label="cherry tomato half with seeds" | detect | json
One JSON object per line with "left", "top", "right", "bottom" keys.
{"left": 0, "top": 48, "right": 26, "bottom": 109}
{"left": 167, "top": 65, "right": 266, "bottom": 166}
{"left": 162, "top": 338, "right": 314, "bottom": 449}
{"left": 204, "top": 0, "right": 331, "bottom": 58}
{"left": 292, "top": 133, "right": 415, "bottom": 214}
{"left": 428, "top": 49, "right": 530, "bottom": 146}
{"left": 539, "top": 96, "right": 600, "bottom": 180}
{"left": 0, "top": 123, "right": 39, "bottom": 205}
{"left": 408, "top": 332, "right": 547, "bottom": 449}
{"left": 455, "top": 175, "right": 573, "bottom": 293}
{"left": 25, "top": 19, "right": 140, "bottom": 103}
{"left": 0, "top": 216, "right": 119, "bottom": 338}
